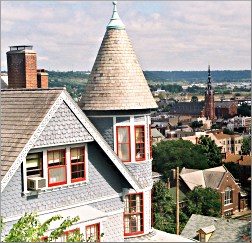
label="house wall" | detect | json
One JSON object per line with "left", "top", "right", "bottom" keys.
{"left": 1, "top": 142, "right": 131, "bottom": 240}
{"left": 218, "top": 172, "right": 240, "bottom": 216}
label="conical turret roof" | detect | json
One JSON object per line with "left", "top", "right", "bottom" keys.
{"left": 79, "top": 2, "right": 157, "bottom": 111}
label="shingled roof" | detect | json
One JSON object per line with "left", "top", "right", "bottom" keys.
{"left": 79, "top": 2, "right": 157, "bottom": 111}
{"left": 1, "top": 88, "right": 142, "bottom": 192}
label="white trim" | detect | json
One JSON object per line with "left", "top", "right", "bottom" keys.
{"left": 3, "top": 193, "right": 123, "bottom": 223}
{"left": 2, "top": 90, "right": 141, "bottom": 192}
{"left": 66, "top": 147, "right": 71, "bottom": 184}
{"left": 130, "top": 116, "right": 135, "bottom": 162}
{"left": 1, "top": 95, "right": 63, "bottom": 192}
{"left": 87, "top": 113, "right": 150, "bottom": 118}
{"left": 32, "top": 140, "right": 93, "bottom": 149}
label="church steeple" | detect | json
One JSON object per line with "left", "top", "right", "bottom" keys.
{"left": 204, "top": 65, "right": 215, "bottom": 120}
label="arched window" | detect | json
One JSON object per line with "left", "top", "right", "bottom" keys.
{"left": 224, "top": 187, "right": 232, "bottom": 205}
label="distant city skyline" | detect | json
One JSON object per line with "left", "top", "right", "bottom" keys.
{"left": 1, "top": 1, "right": 251, "bottom": 71}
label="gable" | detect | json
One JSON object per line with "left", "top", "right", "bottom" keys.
{"left": 33, "top": 101, "right": 93, "bottom": 148}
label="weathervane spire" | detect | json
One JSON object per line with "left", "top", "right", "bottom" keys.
{"left": 107, "top": 1, "right": 125, "bottom": 30}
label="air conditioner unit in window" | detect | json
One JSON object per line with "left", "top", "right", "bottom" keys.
{"left": 27, "top": 177, "right": 46, "bottom": 190}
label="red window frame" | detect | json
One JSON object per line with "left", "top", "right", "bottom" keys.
{"left": 61, "top": 228, "right": 80, "bottom": 241}
{"left": 70, "top": 146, "right": 86, "bottom": 183}
{"left": 47, "top": 149, "right": 67, "bottom": 187}
{"left": 124, "top": 193, "right": 144, "bottom": 236}
{"left": 116, "top": 126, "right": 131, "bottom": 162}
{"left": 86, "top": 223, "right": 100, "bottom": 242}
{"left": 135, "top": 125, "right": 145, "bottom": 161}
{"left": 149, "top": 124, "right": 153, "bottom": 159}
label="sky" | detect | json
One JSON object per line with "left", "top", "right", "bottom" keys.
{"left": 1, "top": 1, "right": 251, "bottom": 71}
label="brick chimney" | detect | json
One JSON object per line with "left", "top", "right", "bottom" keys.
{"left": 7, "top": 45, "right": 37, "bottom": 88}
{"left": 37, "top": 69, "right": 48, "bottom": 88}
{"left": 6, "top": 45, "right": 48, "bottom": 89}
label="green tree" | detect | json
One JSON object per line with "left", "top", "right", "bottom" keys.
{"left": 3, "top": 212, "right": 81, "bottom": 242}
{"left": 241, "top": 137, "right": 251, "bottom": 155}
{"left": 237, "top": 103, "right": 251, "bottom": 117}
{"left": 223, "top": 162, "right": 239, "bottom": 180}
{"left": 223, "top": 128, "right": 234, "bottom": 135}
{"left": 198, "top": 135, "right": 222, "bottom": 167}
{"left": 152, "top": 140, "right": 209, "bottom": 178}
{"left": 152, "top": 181, "right": 188, "bottom": 234}
{"left": 191, "top": 120, "right": 203, "bottom": 130}
{"left": 185, "top": 186, "right": 221, "bottom": 217}
{"left": 190, "top": 96, "right": 198, "bottom": 102}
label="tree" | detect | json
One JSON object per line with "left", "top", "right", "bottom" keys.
{"left": 152, "top": 140, "right": 209, "bottom": 178}
{"left": 191, "top": 120, "right": 203, "bottom": 130}
{"left": 237, "top": 103, "right": 251, "bottom": 117}
{"left": 198, "top": 135, "right": 223, "bottom": 167}
{"left": 190, "top": 96, "right": 198, "bottom": 102}
{"left": 241, "top": 137, "right": 251, "bottom": 155}
{"left": 152, "top": 181, "right": 188, "bottom": 234}
{"left": 185, "top": 186, "right": 221, "bottom": 217}
{"left": 223, "top": 128, "right": 234, "bottom": 135}
{"left": 3, "top": 212, "right": 81, "bottom": 242}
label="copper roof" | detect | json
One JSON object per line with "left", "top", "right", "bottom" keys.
{"left": 79, "top": 6, "right": 157, "bottom": 111}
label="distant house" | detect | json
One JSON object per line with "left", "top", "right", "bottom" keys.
{"left": 181, "top": 214, "right": 251, "bottom": 242}
{"left": 151, "top": 128, "right": 165, "bottom": 144}
{"left": 179, "top": 166, "right": 240, "bottom": 216}
{"left": 214, "top": 133, "right": 232, "bottom": 154}
{"left": 215, "top": 101, "right": 238, "bottom": 118}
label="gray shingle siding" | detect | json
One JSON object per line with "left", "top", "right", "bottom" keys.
{"left": 88, "top": 117, "right": 114, "bottom": 149}
{"left": 125, "top": 161, "right": 153, "bottom": 188}
{"left": 1, "top": 142, "right": 130, "bottom": 219}
{"left": 33, "top": 102, "right": 93, "bottom": 148}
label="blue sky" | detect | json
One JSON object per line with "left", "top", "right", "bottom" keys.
{"left": 1, "top": 1, "right": 251, "bottom": 71}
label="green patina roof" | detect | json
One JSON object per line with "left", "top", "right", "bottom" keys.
{"left": 107, "top": 1, "right": 125, "bottom": 30}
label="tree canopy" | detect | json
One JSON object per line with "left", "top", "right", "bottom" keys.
{"left": 198, "top": 135, "right": 223, "bottom": 167}
{"left": 241, "top": 137, "right": 251, "bottom": 155}
{"left": 152, "top": 140, "right": 209, "bottom": 178}
{"left": 185, "top": 186, "right": 221, "bottom": 218}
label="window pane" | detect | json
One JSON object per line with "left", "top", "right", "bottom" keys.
{"left": 136, "top": 127, "right": 144, "bottom": 142}
{"left": 49, "top": 167, "right": 66, "bottom": 184}
{"left": 118, "top": 128, "right": 129, "bottom": 143}
{"left": 118, "top": 144, "right": 130, "bottom": 161}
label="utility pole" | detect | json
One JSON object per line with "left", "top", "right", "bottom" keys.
{"left": 176, "top": 166, "right": 180, "bottom": 235}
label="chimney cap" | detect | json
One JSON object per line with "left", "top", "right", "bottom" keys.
{"left": 9, "top": 45, "right": 33, "bottom": 51}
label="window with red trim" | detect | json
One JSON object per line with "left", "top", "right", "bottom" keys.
{"left": 71, "top": 147, "right": 85, "bottom": 183}
{"left": 124, "top": 193, "right": 144, "bottom": 236}
{"left": 135, "top": 126, "right": 145, "bottom": 161}
{"left": 117, "top": 126, "right": 131, "bottom": 162}
{"left": 149, "top": 125, "right": 153, "bottom": 159}
{"left": 48, "top": 149, "right": 67, "bottom": 187}
{"left": 61, "top": 228, "right": 80, "bottom": 242}
{"left": 86, "top": 223, "right": 100, "bottom": 242}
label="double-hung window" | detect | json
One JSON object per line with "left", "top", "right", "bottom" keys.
{"left": 70, "top": 147, "right": 86, "bottom": 183}
{"left": 224, "top": 187, "right": 232, "bottom": 205}
{"left": 48, "top": 149, "right": 67, "bottom": 187}
{"left": 135, "top": 126, "right": 145, "bottom": 161}
{"left": 26, "top": 152, "right": 43, "bottom": 177}
{"left": 117, "top": 126, "right": 131, "bottom": 162}
{"left": 86, "top": 223, "right": 100, "bottom": 242}
{"left": 124, "top": 193, "right": 144, "bottom": 236}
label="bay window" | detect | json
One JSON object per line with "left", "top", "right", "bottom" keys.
{"left": 48, "top": 149, "right": 67, "bottom": 187}
{"left": 124, "top": 193, "right": 144, "bottom": 236}
{"left": 117, "top": 126, "right": 131, "bottom": 162}
{"left": 149, "top": 125, "right": 153, "bottom": 159}
{"left": 86, "top": 223, "right": 100, "bottom": 242}
{"left": 71, "top": 147, "right": 86, "bottom": 183}
{"left": 135, "top": 126, "right": 145, "bottom": 161}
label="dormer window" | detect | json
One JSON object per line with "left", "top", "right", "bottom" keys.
{"left": 26, "top": 152, "right": 43, "bottom": 177}
{"left": 70, "top": 147, "right": 86, "bottom": 183}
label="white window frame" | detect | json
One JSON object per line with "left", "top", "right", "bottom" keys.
{"left": 224, "top": 187, "right": 233, "bottom": 205}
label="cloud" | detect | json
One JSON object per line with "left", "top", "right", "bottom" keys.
{"left": 1, "top": 1, "right": 251, "bottom": 71}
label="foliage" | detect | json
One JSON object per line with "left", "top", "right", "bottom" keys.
{"left": 211, "top": 124, "right": 222, "bottom": 130}
{"left": 237, "top": 103, "right": 251, "bottom": 117}
{"left": 190, "top": 96, "right": 198, "bottom": 102}
{"left": 198, "top": 135, "right": 223, "bottom": 167}
{"left": 241, "top": 137, "right": 251, "bottom": 155}
{"left": 185, "top": 186, "right": 221, "bottom": 217}
{"left": 152, "top": 181, "right": 188, "bottom": 234}
{"left": 3, "top": 212, "right": 80, "bottom": 242}
{"left": 152, "top": 140, "right": 209, "bottom": 178}
{"left": 187, "top": 85, "right": 205, "bottom": 94}
{"left": 149, "top": 83, "right": 183, "bottom": 93}
{"left": 191, "top": 120, "right": 203, "bottom": 129}
{"left": 223, "top": 162, "right": 239, "bottom": 180}
{"left": 223, "top": 128, "right": 234, "bottom": 135}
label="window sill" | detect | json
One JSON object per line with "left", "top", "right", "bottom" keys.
{"left": 22, "top": 181, "right": 87, "bottom": 197}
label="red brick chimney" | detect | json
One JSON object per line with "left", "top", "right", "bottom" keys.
{"left": 7, "top": 45, "right": 37, "bottom": 88}
{"left": 37, "top": 69, "right": 48, "bottom": 88}
{"left": 6, "top": 45, "right": 48, "bottom": 89}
